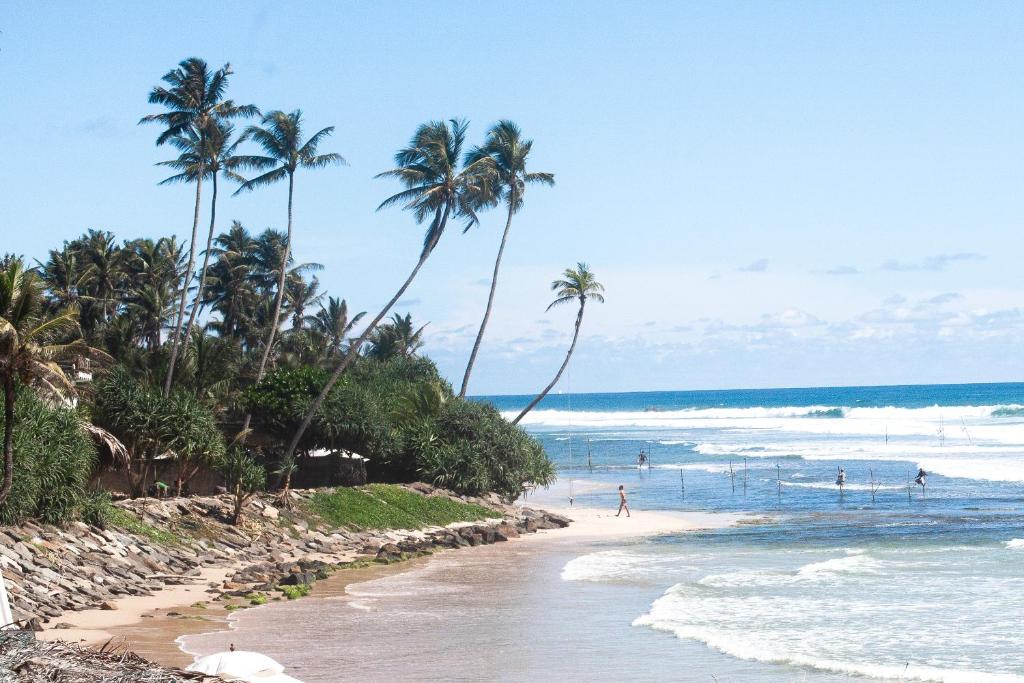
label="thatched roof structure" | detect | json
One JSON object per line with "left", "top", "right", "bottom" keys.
{"left": 80, "top": 423, "right": 131, "bottom": 472}
{"left": 0, "top": 632, "right": 216, "bottom": 682}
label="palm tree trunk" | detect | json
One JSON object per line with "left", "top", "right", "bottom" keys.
{"left": 241, "top": 172, "right": 294, "bottom": 437}
{"left": 164, "top": 172, "right": 204, "bottom": 396}
{"left": 513, "top": 302, "right": 585, "bottom": 425}
{"left": 459, "top": 203, "right": 515, "bottom": 398}
{"left": 179, "top": 172, "right": 219, "bottom": 364}
{"left": 283, "top": 204, "right": 451, "bottom": 462}
{"left": 0, "top": 377, "right": 15, "bottom": 506}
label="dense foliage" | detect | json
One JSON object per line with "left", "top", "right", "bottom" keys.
{"left": 245, "top": 357, "right": 554, "bottom": 500}
{"left": 0, "top": 57, "right": 568, "bottom": 522}
{"left": 0, "top": 389, "right": 96, "bottom": 525}
{"left": 92, "top": 367, "right": 225, "bottom": 495}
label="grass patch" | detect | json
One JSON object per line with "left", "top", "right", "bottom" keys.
{"left": 107, "top": 508, "right": 184, "bottom": 546}
{"left": 306, "top": 484, "right": 495, "bottom": 531}
{"left": 247, "top": 593, "right": 267, "bottom": 606}
{"left": 280, "top": 584, "right": 310, "bottom": 600}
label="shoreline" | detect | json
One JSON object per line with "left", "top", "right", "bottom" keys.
{"left": 121, "top": 505, "right": 729, "bottom": 671}
{"left": 40, "top": 503, "right": 734, "bottom": 671}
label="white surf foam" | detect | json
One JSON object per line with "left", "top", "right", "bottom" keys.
{"left": 1005, "top": 539, "right": 1024, "bottom": 550}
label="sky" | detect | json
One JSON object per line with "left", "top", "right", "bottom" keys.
{"left": 2, "top": 1, "right": 1023, "bottom": 394}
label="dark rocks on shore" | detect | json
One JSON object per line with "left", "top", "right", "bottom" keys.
{"left": 0, "top": 484, "right": 571, "bottom": 628}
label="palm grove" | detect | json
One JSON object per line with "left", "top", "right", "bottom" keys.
{"left": 0, "top": 57, "right": 606, "bottom": 525}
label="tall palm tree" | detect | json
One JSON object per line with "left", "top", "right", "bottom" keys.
{"left": 283, "top": 119, "right": 484, "bottom": 465}
{"left": 234, "top": 110, "right": 345, "bottom": 431}
{"left": 512, "top": 264, "right": 604, "bottom": 425}
{"left": 140, "top": 57, "right": 257, "bottom": 396}
{"left": 0, "top": 259, "right": 104, "bottom": 505}
{"left": 158, "top": 120, "right": 245, "bottom": 376}
{"left": 459, "top": 121, "right": 554, "bottom": 397}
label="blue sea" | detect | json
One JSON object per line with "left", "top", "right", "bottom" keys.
{"left": 485, "top": 383, "right": 1024, "bottom": 682}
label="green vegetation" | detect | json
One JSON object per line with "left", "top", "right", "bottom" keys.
{"left": 0, "top": 56, "right": 584, "bottom": 525}
{"left": 279, "top": 584, "right": 310, "bottom": 600}
{"left": 0, "top": 390, "right": 97, "bottom": 525}
{"left": 513, "top": 263, "right": 606, "bottom": 424}
{"left": 215, "top": 448, "right": 266, "bottom": 525}
{"left": 308, "top": 484, "right": 495, "bottom": 530}
{"left": 247, "top": 593, "right": 268, "bottom": 605}
{"left": 106, "top": 508, "right": 184, "bottom": 546}
{"left": 92, "top": 367, "right": 225, "bottom": 496}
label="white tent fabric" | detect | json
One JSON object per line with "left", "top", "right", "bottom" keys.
{"left": 186, "top": 651, "right": 303, "bottom": 682}
{"left": 0, "top": 571, "right": 14, "bottom": 629}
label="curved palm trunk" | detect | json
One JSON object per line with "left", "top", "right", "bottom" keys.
{"left": 459, "top": 203, "right": 515, "bottom": 398}
{"left": 241, "top": 172, "right": 294, "bottom": 436}
{"left": 283, "top": 204, "right": 451, "bottom": 463}
{"left": 164, "top": 172, "right": 204, "bottom": 396}
{"left": 0, "top": 377, "right": 15, "bottom": 506}
{"left": 513, "top": 302, "right": 585, "bottom": 425}
{"left": 179, "top": 172, "right": 219, "bottom": 370}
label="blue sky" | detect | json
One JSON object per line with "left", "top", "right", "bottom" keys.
{"left": 2, "top": 2, "right": 1023, "bottom": 394}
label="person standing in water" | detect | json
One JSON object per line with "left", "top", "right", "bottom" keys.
{"left": 616, "top": 485, "right": 630, "bottom": 517}
{"left": 915, "top": 468, "right": 927, "bottom": 488}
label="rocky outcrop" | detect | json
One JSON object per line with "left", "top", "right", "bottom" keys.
{"left": 0, "top": 485, "right": 570, "bottom": 627}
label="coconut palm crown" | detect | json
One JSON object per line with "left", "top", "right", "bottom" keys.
{"left": 459, "top": 120, "right": 553, "bottom": 397}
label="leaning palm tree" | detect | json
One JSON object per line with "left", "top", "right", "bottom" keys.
{"left": 459, "top": 121, "right": 554, "bottom": 397}
{"left": 282, "top": 119, "right": 484, "bottom": 468}
{"left": 157, "top": 120, "right": 245, "bottom": 378}
{"left": 0, "top": 258, "right": 106, "bottom": 505}
{"left": 140, "top": 57, "right": 257, "bottom": 396}
{"left": 512, "top": 264, "right": 604, "bottom": 425}
{"left": 234, "top": 110, "right": 345, "bottom": 433}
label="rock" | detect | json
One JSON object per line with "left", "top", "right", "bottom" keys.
{"left": 52, "top": 622, "right": 75, "bottom": 629}
{"left": 100, "top": 601, "right": 118, "bottom": 611}
{"left": 261, "top": 506, "right": 279, "bottom": 520}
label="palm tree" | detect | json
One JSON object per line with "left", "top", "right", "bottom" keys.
{"left": 140, "top": 57, "right": 257, "bottom": 396}
{"left": 0, "top": 258, "right": 104, "bottom": 505}
{"left": 157, "top": 120, "right": 245, "bottom": 376}
{"left": 459, "top": 121, "right": 554, "bottom": 397}
{"left": 282, "top": 119, "right": 484, "bottom": 464}
{"left": 367, "top": 313, "right": 427, "bottom": 360}
{"left": 286, "top": 275, "right": 323, "bottom": 330}
{"left": 309, "top": 296, "right": 365, "bottom": 358}
{"left": 234, "top": 110, "right": 345, "bottom": 430}
{"left": 512, "top": 264, "right": 604, "bottom": 425}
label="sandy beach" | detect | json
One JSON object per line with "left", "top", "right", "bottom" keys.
{"left": 39, "top": 503, "right": 730, "bottom": 672}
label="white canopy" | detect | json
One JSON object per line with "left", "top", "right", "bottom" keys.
{"left": 186, "top": 651, "right": 303, "bottom": 682}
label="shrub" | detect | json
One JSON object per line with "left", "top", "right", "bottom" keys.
{"left": 79, "top": 488, "right": 115, "bottom": 529}
{"left": 215, "top": 448, "right": 266, "bottom": 525}
{"left": 92, "top": 367, "right": 225, "bottom": 495}
{"left": 0, "top": 389, "right": 97, "bottom": 525}
{"left": 244, "top": 358, "right": 554, "bottom": 499}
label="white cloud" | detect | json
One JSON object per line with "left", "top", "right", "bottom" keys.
{"left": 879, "top": 253, "right": 984, "bottom": 272}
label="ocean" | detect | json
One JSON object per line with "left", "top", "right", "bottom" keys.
{"left": 488, "top": 382, "right": 1024, "bottom": 681}
{"left": 180, "top": 382, "right": 1024, "bottom": 682}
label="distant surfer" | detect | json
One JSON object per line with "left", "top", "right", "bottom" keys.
{"left": 637, "top": 450, "right": 648, "bottom": 470}
{"left": 915, "top": 468, "right": 927, "bottom": 488}
{"left": 616, "top": 485, "right": 631, "bottom": 517}
{"left": 836, "top": 468, "right": 846, "bottom": 488}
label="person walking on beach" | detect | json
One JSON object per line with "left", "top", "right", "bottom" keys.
{"left": 616, "top": 485, "right": 630, "bottom": 517}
